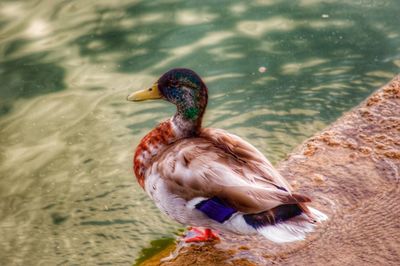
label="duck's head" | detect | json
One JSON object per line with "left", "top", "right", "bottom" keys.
{"left": 127, "top": 68, "right": 208, "bottom": 132}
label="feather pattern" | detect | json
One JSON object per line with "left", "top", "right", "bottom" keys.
{"left": 155, "top": 128, "right": 310, "bottom": 214}
{"left": 130, "top": 68, "right": 327, "bottom": 243}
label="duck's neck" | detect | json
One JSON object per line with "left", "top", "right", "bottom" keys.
{"left": 133, "top": 117, "right": 202, "bottom": 188}
{"left": 172, "top": 111, "right": 203, "bottom": 137}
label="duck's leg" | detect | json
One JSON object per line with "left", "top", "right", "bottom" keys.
{"left": 183, "top": 227, "right": 219, "bottom": 243}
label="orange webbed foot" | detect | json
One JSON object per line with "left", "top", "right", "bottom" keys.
{"left": 183, "top": 227, "right": 220, "bottom": 243}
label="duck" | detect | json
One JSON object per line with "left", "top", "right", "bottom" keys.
{"left": 127, "top": 68, "right": 327, "bottom": 243}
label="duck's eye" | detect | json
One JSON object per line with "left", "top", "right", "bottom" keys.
{"left": 149, "top": 88, "right": 153, "bottom": 91}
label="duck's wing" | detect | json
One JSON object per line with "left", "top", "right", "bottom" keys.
{"left": 155, "top": 128, "right": 310, "bottom": 214}
{"left": 200, "top": 128, "right": 293, "bottom": 191}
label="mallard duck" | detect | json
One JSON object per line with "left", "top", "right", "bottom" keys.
{"left": 127, "top": 68, "right": 327, "bottom": 243}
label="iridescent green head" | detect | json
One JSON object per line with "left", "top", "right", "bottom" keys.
{"left": 157, "top": 68, "right": 208, "bottom": 121}
{"left": 127, "top": 68, "right": 208, "bottom": 131}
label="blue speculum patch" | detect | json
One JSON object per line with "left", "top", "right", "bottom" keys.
{"left": 195, "top": 197, "right": 237, "bottom": 223}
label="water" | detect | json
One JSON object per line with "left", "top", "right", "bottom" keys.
{"left": 0, "top": 0, "right": 399, "bottom": 265}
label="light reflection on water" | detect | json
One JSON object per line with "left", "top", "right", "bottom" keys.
{"left": 0, "top": 0, "right": 399, "bottom": 265}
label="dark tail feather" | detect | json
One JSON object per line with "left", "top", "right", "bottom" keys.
{"left": 243, "top": 204, "right": 327, "bottom": 243}
{"left": 243, "top": 204, "right": 304, "bottom": 228}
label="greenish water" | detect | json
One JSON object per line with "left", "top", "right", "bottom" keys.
{"left": 0, "top": 0, "right": 399, "bottom": 265}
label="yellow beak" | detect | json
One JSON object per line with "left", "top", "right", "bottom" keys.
{"left": 127, "top": 83, "right": 162, "bottom": 101}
